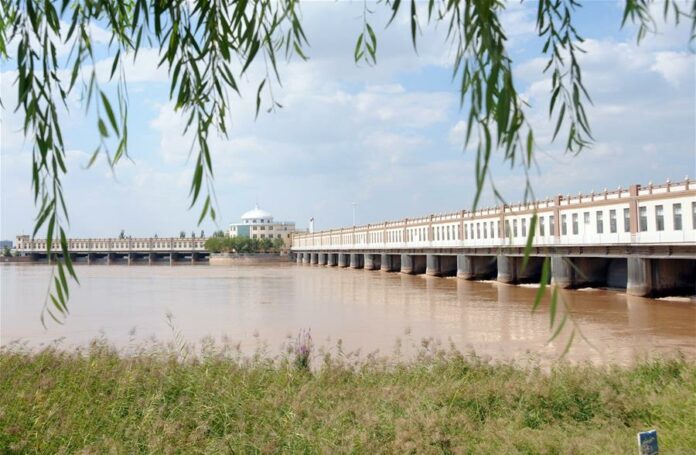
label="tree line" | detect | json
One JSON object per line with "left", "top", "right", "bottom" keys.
{"left": 204, "top": 236, "right": 286, "bottom": 254}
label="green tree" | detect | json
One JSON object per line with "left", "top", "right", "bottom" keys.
{"left": 2, "top": 246, "right": 11, "bottom": 257}
{"left": 0, "top": 0, "right": 691, "bottom": 324}
{"left": 179, "top": 231, "right": 186, "bottom": 239}
{"left": 203, "top": 237, "right": 224, "bottom": 253}
{"left": 260, "top": 238, "right": 273, "bottom": 252}
{"left": 212, "top": 230, "right": 226, "bottom": 238}
{"left": 272, "top": 237, "right": 285, "bottom": 252}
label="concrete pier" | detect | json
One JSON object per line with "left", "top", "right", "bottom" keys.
{"left": 380, "top": 254, "right": 400, "bottom": 272}
{"left": 627, "top": 257, "right": 652, "bottom": 297}
{"left": 338, "top": 253, "right": 349, "bottom": 268}
{"left": 457, "top": 255, "right": 497, "bottom": 280}
{"left": 497, "top": 256, "right": 544, "bottom": 284}
{"left": 400, "top": 254, "right": 426, "bottom": 275}
{"left": 327, "top": 253, "right": 337, "bottom": 267}
{"left": 350, "top": 253, "right": 363, "bottom": 269}
{"left": 318, "top": 253, "right": 327, "bottom": 265}
{"left": 496, "top": 255, "right": 516, "bottom": 284}
{"left": 426, "top": 255, "right": 457, "bottom": 276}
{"left": 550, "top": 256, "right": 573, "bottom": 288}
{"left": 364, "top": 254, "right": 381, "bottom": 270}
{"left": 310, "top": 253, "right": 318, "bottom": 265}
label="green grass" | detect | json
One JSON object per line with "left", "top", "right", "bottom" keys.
{"left": 1, "top": 343, "right": 694, "bottom": 454}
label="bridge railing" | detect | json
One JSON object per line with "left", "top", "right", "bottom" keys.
{"left": 292, "top": 179, "right": 696, "bottom": 251}
{"left": 14, "top": 237, "right": 208, "bottom": 253}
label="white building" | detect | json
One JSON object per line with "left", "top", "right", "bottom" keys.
{"left": 228, "top": 205, "right": 302, "bottom": 245}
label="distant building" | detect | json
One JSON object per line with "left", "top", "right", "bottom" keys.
{"left": 228, "top": 205, "right": 303, "bottom": 245}
{"left": 0, "top": 240, "right": 13, "bottom": 250}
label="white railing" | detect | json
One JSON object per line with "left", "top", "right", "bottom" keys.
{"left": 14, "top": 237, "right": 208, "bottom": 253}
{"left": 292, "top": 179, "right": 696, "bottom": 251}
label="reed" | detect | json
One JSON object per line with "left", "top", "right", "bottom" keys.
{"left": 1, "top": 342, "right": 694, "bottom": 454}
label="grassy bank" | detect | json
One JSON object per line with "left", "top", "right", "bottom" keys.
{"left": 1, "top": 345, "right": 694, "bottom": 454}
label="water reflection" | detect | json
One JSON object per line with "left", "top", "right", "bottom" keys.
{"left": 1, "top": 263, "right": 694, "bottom": 364}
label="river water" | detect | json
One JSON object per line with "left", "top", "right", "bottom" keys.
{"left": 1, "top": 263, "right": 695, "bottom": 364}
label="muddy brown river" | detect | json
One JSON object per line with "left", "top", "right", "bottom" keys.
{"left": 1, "top": 263, "right": 694, "bottom": 364}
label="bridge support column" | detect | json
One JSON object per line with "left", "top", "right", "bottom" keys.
{"left": 87, "top": 253, "right": 93, "bottom": 265}
{"left": 497, "top": 255, "right": 516, "bottom": 284}
{"left": 551, "top": 256, "right": 574, "bottom": 289}
{"left": 310, "top": 253, "right": 318, "bottom": 265}
{"left": 169, "top": 253, "right": 174, "bottom": 266}
{"left": 350, "top": 253, "right": 363, "bottom": 269}
{"left": 338, "top": 253, "right": 349, "bottom": 267}
{"left": 127, "top": 253, "right": 132, "bottom": 266}
{"left": 318, "top": 253, "right": 327, "bottom": 265}
{"left": 296, "top": 253, "right": 302, "bottom": 264}
{"left": 400, "top": 254, "right": 413, "bottom": 274}
{"left": 457, "top": 255, "right": 497, "bottom": 280}
{"left": 327, "top": 253, "right": 337, "bottom": 267}
{"left": 364, "top": 254, "right": 380, "bottom": 270}
{"left": 106, "top": 253, "right": 112, "bottom": 265}
{"left": 302, "top": 253, "right": 310, "bottom": 264}
{"left": 426, "top": 254, "right": 441, "bottom": 276}
{"left": 627, "top": 257, "right": 652, "bottom": 297}
{"left": 148, "top": 253, "right": 154, "bottom": 265}
{"left": 381, "top": 254, "right": 400, "bottom": 272}
{"left": 401, "top": 254, "right": 426, "bottom": 274}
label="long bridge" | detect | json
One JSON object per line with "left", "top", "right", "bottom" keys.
{"left": 14, "top": 236, "right": 209, "bottom": 264}
{"left": 292, "top": 179, "right": 696, "bottom": 298}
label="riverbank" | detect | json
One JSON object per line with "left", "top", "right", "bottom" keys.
{"left": 1, "top": 344, "right": 694, "bottom": 453}
{"left": 209, "top": 252, "right": 291, "bottom": 265}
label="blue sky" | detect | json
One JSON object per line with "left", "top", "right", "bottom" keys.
{"left": 1, "top": 1, "right": 694, "bottom": 238}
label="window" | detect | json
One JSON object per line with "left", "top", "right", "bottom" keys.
{"left": 655, "top": 205, "right": 664, "bottom": 231}
{"left": 596, "top": 211, "right": 604, "bottom": 234}
{"left": 583, "top": 212, "right": 590, "bottom": 225}
{"left": 572, "top": 213, "right": 579, "bottom": 235}
{"left": 490, "top": 222, "right": 495, "bottom": 239}
{"left": 513, "top": 220, "right": 518, "bottom": 237}
{"left": 522, "top": 218, "right": 527, "bottom": 237}
{"left": 639, "top": 206, "right": 648, "bottom": 232}
{"left": 464, "top": 224, "right": 468, "bottom": 240}
{"left": 505, "top": 221, "right": 511, "bottom": 238}
{"left": 673, "top": 203, "right": 682, "bottom": 230}
{"left": 549, "top": 215, "right": 555, "bottom": 236}
{"left": 483, "top": 223, "right": 487, "bottom": 239}
{"left": 623, "top": 208, "right": 630, "bottom": 233}
{"left": 540, "top": 216, "right": 545, "bottom": 236}
{"left": 561, "top": 214, "right": 567, "bottom": 235}
{"left": 476, "top": 223, "right": 481, "bottom": 239}
{"left": 609, "top": 210, "right": 617, "bottom": 233}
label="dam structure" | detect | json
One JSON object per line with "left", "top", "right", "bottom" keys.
{"left": 13, "top": 236, "right": 209, "bottom": 265}
{"left": 291, "top": 179, "right": 696, "bottom": 298}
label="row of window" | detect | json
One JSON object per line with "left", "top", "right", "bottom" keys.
{"left": 251, "top": 234, "right": 284, "bottom": 239}
{"left": 305, "top": 202, "right": 696, "bottom": 246}
{"left": 244, "top": 219, "right": 272, "bottom": 224}
{"left": 250, "top": 225, "right": 290, "bottom": 231}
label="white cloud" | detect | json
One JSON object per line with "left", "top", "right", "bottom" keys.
{"left": 651, "top": 51, "right": 694, "bottom": 87}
